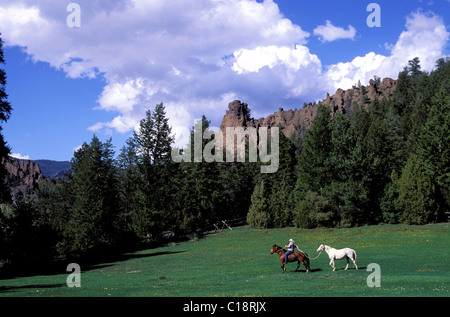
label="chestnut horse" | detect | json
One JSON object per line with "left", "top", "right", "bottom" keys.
{"left": 270, "top": 244, "right": 311, "bottom": 273}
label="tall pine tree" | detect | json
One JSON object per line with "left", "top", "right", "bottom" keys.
{"left": 132, "top": 103, "right": 175, "bottom": 240}
{"left": 59, "top": 136, "right": 121, "bottom": 259}
{"left": 176, "top": 116, "right": 224, "bottom": 235}
{"left": 295, "top": 103, "right": 332, "bottom": 194}
{"left": 0, "top": 34, "right": 12, "bottom": 203}
{"left": 416, "top": 86, "right": 450, "bottom": 214}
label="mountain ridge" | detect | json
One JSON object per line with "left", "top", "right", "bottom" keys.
{"left": 32, "top": 159, "right": 71, "bottom": 178}
{"left": 220, "top": 77, "right": 397, "bottom": 139}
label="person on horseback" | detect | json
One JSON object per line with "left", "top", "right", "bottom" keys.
{"left": 284, "top": 239, "right": 301, "bottom": 265}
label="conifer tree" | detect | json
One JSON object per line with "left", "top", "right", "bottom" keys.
{"left": 116, "top": 137, "right": 142, "bottom": 240}
{"left": 295, "top": 104, "right": 332, "bottom": 194}
{"left": 176, "top": 116, "right": 224, "bottom": 235}
{"left": 60, "top": 136, "right": 121, "bottom": 258}
{"left": 394, "top": 154, "right": 439, "bottom": 225}
{"left": 132, "top": 103, "right": 175, "bottom": 240}
{"left": 326, "top": 111, "right": 368, "bottom": 226}
{"left": 268, "top": 128, "right": 296, "bottom": 227}
{"left": 416, "top": 87, "right": 450, "bottom": 213}
{"left": 0, "top": 35, "right": 12, "bottom": 203}
{"left": 294, "top": 190, "right": 334, "bottom": 229}
{"left": 247, "top": 180, "right": 270, "bottom": 229}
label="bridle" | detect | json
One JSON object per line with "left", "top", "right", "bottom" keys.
{"left": 271, "top": 245, "right": 285, "bottom": 255}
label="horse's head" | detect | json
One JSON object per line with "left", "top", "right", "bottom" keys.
{"left": 317, "top": 244, "right": 325, "bottom": 252}
{"left": 270, "top": 244, "right": 280, "bottom": 254}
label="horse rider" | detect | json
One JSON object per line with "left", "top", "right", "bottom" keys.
{"left": 284, "top": 239, "right": 301, "bottom": 265}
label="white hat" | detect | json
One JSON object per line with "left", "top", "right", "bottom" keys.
{"left": 289, "top": 239, "right": 294, "bottom": 242}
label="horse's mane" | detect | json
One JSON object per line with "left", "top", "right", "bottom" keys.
{"left": 273, "top": 244, "right": 286, "bottom": 251}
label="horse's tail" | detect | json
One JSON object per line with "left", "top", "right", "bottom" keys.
{"left": 353, "top": 249, "right": 357, "bottom": 261}
{"left": 304, "top": 253, "right": 311, "bottom": 271}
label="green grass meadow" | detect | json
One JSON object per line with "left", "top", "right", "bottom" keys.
{"left": 0, "top": 223, "right": 449, "bottom": 297}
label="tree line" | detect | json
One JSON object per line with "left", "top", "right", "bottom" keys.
{"left": 0, "top": 52, "right": 448, "bottom": 270}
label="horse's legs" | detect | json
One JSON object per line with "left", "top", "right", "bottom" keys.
{"left": 305, "top": 258, "right": 311, "bottom": 273}
{"left": 352, "top": 255, "right": 358, "bottom": 270}
{"left": 302, "top": 258, "right": 310, "bottom": 273}
{"left": 330, "top": 259, "right": 336, "bottom": 271}
{"left": 344, "top": 256, "right": 349, "bottom": 270}
{"left": 295, "top": 261, "right": 300, "bottom": 272}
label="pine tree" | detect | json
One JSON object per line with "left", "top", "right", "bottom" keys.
{"left": 133, "top": 103, "right": 174, "bottom": 166}
{"left": 326, "top": 111, "right": 368, "bottom": 227}
{"left": 151, "top": 103, "right": 174, "bottom": 165}
{"left": 132, "top": 103, "right": 175, "bottom": 240}
{"left": 0, "top": 35, "right": 12, "bottom": 203}
{"left": 0, "top": 35, "right": 11, "bottom": 123}
{"left": 295, "top": 104, "right": 332, "bottom": 194}
{"left": 60, "top": 136, "right": 121, "bottom": 258}
{"left": 294, "top": 190, "right": 334, "bottom": 229}
{"left": 394, "top": 154, "right": 439, "bottom": 225}
{"left": 219, "top": 158, "right": 258, "bottom": 221}
{"left": 416, "top": 86, "right": 450, "bottom": 213}
{"left": 269, "top": 177, "right": 293, "bottom": 227}
{"left": 116, "top": 137, "right": 141, "bottom": 240}
{"left": 246, "top": 180, "right": 270, "bottom": 229}
{"left": 176, "top": 116, "right": 224, "bottom": 235}
{"left": 268, "top": 128, "right": 296, "bottom": 227}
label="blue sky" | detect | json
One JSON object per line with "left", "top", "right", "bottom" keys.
{"left": 0, "top": 0, "right": 449, "bottom": 161}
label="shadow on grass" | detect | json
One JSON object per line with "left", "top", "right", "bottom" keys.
{"left": 0, "top": 283, "right": 66, "bottom": 294}
{"left": 291, "top": 268, "right": 322, "bottom": 273}
{"left": 332, "top": 266, "right": 367, "bottom": 271}
{"left": 0, "top": 250, "right": 185, "bottom": 281}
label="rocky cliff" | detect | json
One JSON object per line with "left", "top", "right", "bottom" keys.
{"left": 2, "top": 157, "right": 45, "bottom": 202}
{"left": 220, "top": 77, "right": 397, "bottom": 139}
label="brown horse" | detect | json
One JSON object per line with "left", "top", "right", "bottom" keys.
{"left": 270, "top": 244, "right": 311, "bottom": 273}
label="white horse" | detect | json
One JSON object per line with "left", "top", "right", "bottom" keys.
{"left": 317, "top": 244, "right": 358, "bottom": 271}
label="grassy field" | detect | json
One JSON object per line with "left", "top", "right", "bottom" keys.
{"left": 0, "top": 223, "right": 449, "bottom": 297}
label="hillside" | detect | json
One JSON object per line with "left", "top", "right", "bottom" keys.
{"left": 33, "top": 159, "right": 71, "bottom": 178}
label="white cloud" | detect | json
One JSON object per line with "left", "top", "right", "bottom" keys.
{"left": 73, "top": 145, "right": 82, "bottom": 153}
{"left": 324, "top": 11, "right": 449, "bottom": 92}
{"left": 313, "top": 20, "right": 356, "bottom": 42}
{"left": 232, "top": 45, "right": 321, "bottom": 74}
{"left": 0, "top": 1, "right": 448, "bottom": 149}
{"left": 9, "top": 153, "right": 30, "bottom": 160}
{"left": 390, "top": 11, "right": 449, "bottom": 71}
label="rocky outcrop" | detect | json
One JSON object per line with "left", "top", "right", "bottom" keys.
{"left": 219, "top": 78, "right": 397, "bottom": 139}
{"left": 219, "top": 100, "right": 318, "bottom": 143}
{"left": 321, "top": 77, "right": 397, "bottom": 116}
{"left": 2, "top": 157, "right": 45, "bottom": 202}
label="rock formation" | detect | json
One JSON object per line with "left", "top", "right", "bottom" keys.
{"left": 220, "top": 78, "right": 397, "bottom": 139}
{"left": 2, "top": 157, "right": 45, "bottom": 202}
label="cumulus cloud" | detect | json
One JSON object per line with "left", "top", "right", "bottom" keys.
{"left": 0, "top": 1, "right": 448, "bottom": 148}
{"left": 324, "top": 11, "right": 449, "bottom": 92}
{"left": 313, "top": 20, "right": 357, "bottom": 42}
{"left": 0, "top": 0, "right": 314, "bottom": 147}
{"left": 9, "top": 153, "right": 30, "bottom": 160}
{"left": 232, "top": 45, "right": 321, "bottom": 74}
